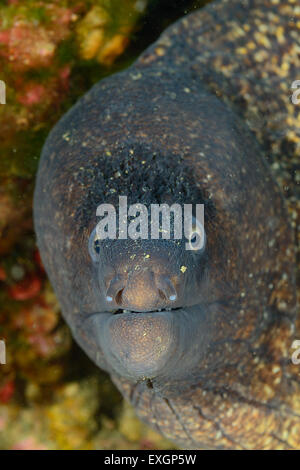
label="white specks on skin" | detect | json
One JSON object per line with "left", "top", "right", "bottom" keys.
{"left": 278, "top": 301, "right": 287, "bottom": 310}
{"left": 130, "top": 72, "right": 142, "bottom": 81}
{"left": 62, "top": 132, "right": 70, "bottom": 142}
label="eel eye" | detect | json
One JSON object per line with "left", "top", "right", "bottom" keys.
{"left": 88, "top": 227, "right": 101, "bottom": 262}
{"left": 94, "top": 239, "right": 100, "bottom": 254}
{"left": 186, "top": 216, "right": 206, "bottom": 252}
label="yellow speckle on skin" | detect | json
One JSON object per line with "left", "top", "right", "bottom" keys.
{"left": 180, "top": 265, "right": 187, "bottom": 273}
{"left": 155, "top": 47, "right": 165, "bottom": 57}
{"left": 254, "top": 49, "right": 269, "bottom": 62}
{"left": 236, "top": 47, "right": 247, "bottom": 55}
{"left": 247, "top": 41, "right": 256, "bottom": 50}
{"left": 281, "top": 61, "right": 289, "bottom": 72}
{"left": 275, "top": 26, "right": 285, "bottom": 44}
{"left": 264, "top": 385, "right": 274, "bottom": 398}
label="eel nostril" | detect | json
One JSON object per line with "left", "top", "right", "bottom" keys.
{"left": 105, "top": 276, "right": 125, "bottom": 304}
{"left": 158, "top": 289, "right": 167, "bottom": 301}
{"left": 156, "top": 276, "right": 177, "bottom": 303}
{"left": 115, "top": 288, "right": 124, "bottom": 306}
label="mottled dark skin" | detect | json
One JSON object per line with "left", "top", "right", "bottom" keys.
{"left": 34, "top": 0, "right": 299, "bottom": 449}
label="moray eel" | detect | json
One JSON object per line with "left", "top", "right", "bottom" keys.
{"left": 34, "top": 0, "right": 299, "bottom": 449}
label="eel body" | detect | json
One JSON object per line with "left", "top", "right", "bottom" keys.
{"left": 34, "top": 0, "right": 299, "bottom": 449}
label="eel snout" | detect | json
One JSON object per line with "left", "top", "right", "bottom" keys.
{"left": 105, "top": 268, "right": 178, "bottom": 312}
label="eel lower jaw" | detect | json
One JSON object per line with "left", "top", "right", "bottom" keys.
{"left": 80, "top": 303, "right": 211, "bottom": 382}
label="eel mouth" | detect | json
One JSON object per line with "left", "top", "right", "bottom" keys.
{"left": 112, "top": 306, "right": 180, "bottom": 315}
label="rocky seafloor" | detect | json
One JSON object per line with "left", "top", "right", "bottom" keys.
{"left": 0, "top": 0, "right": 208, "bottom": 451}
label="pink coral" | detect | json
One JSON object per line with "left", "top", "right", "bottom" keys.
{"left": 0, "top": 5, "right": 72, "bottom": 71}
{"left": 0, "top": 380, "right": 15, "bottom": 404}
{"left": 17, "top": 83, "right": 47, "bottom": 107}
{"left": 8, "top": 275, "right": 42, "bottom": 301}
{"left": 12, "top": 437, "right": 47, "bottom": 450}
